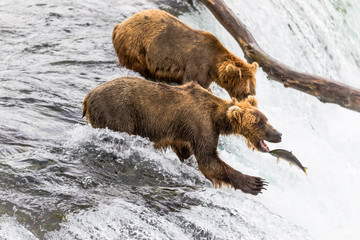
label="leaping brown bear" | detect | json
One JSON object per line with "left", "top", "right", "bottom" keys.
{"left": 82, "top": 76, "right": 282, "bottom": 195}
{"left": 112, "top": 9, "right": 259, "bottom": 100}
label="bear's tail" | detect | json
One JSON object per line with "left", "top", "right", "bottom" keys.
{"left": 82, "top": 94, "right": 88, "bottom": 119}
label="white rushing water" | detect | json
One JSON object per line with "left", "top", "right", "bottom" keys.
{"left": 1, "top": 0, "right": 359, "bottom": 239}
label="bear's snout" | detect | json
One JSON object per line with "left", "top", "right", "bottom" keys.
{"left": 264, "top": 127, "right": 282, "bottom": 143}
{"left": 273, "top": 131, "right": 282, "bottom": 143}
{"left": 269, "top": 130, "right": 282, "bottom": 143}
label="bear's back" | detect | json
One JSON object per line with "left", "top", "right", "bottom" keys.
{"left": 84, "top": 77, "right": 226, "bottom": 141}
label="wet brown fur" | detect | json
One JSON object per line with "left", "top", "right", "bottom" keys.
{"left": 83, "top": 76, "right": 281, "bottom": 195}
{"left": 112, "top": 9, "right": 259, "bottom": 100}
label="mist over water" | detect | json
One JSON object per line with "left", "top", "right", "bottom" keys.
{"left": 1, "top": 0, "right": 359, "bottom": 239}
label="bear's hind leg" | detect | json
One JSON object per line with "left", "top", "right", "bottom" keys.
{"left": 171, "top": 142, "right": 193, "bottom": 162}
{"left": 120, "top": 57, "right": 150, "bottom": 78}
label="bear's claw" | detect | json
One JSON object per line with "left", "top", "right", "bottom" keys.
{"left": 230, "top": 173, "right": 268, "bottom": 195}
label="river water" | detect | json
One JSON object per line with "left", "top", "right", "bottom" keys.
{"left": 1, "top": 0, "right": 359, "bottom": 239}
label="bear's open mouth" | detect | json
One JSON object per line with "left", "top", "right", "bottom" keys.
{"left": 258, "top": 140, "right": 270, "bottom": 152}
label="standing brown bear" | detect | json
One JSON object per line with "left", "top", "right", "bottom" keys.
{"left": 112, "top": 9, "right": 259, "bottom": 100}
{"left": 83, "top": 76, "right": 282, "bottom": 195}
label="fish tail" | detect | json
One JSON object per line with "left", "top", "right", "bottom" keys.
{"left": 303, "top": 167, "right": 308, "bottom": 176}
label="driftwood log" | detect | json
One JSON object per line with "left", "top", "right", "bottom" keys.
{"left": 200, "top": 0, "right": 360, "bottom": 113}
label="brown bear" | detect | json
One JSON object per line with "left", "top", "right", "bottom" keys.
{"left": 82, "top": 76, "right": 282, "bottom": 195}
{"left": 112, "top": 9, "right": 259, "bottom": 100}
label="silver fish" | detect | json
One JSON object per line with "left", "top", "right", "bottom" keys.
{"left": 269, "top": 149, "right": 307, "bottom": 175}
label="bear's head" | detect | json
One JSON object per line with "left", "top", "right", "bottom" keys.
{"left": 218, "top": 61, "right": 258, "bottom": 100}
{"left": 227, "top": 96, "right": 282, "bottom": 152}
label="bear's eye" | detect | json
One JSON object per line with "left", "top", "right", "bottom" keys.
{"left": 257, "top": 120, "right": 264, "bottom": 127}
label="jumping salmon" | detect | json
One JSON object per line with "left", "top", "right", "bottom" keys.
{"left": 269, "top": 149, "right": 307, "bottom": 175}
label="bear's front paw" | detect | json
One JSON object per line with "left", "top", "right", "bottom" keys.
{"left": 230, "top": 172, "right": 268, "bottom": 195}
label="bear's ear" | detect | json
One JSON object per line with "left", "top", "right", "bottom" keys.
{"left": 251, "top": 62, "right": 259, "bottom": 72}
{"left": 225, "top": 63, "right": 241, "bottom": 76}
{"left": 245, "top": 96, "right": 258, "bottom": 107}
{"left": 227, "top": 106, "right": 242, "bottom": 123}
